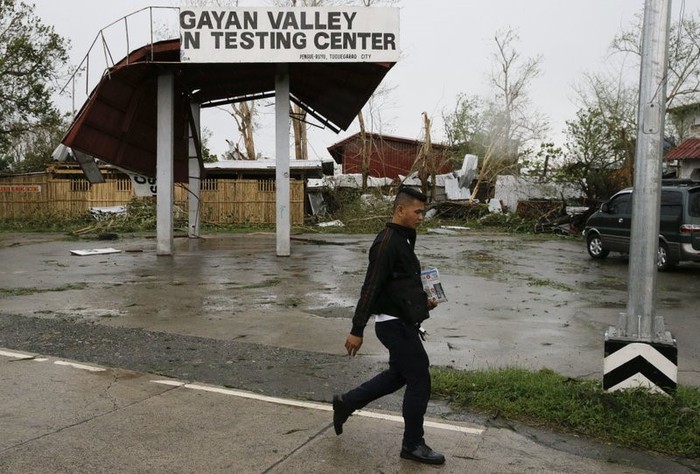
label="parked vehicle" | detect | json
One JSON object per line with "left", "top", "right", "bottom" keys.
{"left": 583, "top": 181, "right": 700, "bottom": 271}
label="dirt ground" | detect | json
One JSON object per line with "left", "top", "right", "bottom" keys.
{"left": 1, "top": 230, "right": 698, "bottom": 388}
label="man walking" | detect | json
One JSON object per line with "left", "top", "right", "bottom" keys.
{"left": 332, "top": 186, "right": 445, "bottom": 465}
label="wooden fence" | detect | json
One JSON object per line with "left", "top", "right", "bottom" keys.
{"left": 0, "top": 173, "right": 304, "bottom": 225}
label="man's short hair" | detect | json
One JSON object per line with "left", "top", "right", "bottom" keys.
{"left": 393, "top": 186, "right": 427, "bottom": 211}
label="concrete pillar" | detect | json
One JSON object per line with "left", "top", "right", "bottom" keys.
{"left": 188, "top": 102, "right": 202, "bottom": 239}
{"left": 275, "top": 64, "right": 291, "bottom": 257}
{"left": 156, "top": 72, "right": 175, "bottom": 256}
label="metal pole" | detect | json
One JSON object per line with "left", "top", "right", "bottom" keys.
{"left": 156, "top": 72, "right": 175, "bottom": 256}
{"left": 275, "top": 64, "right": 291, "bottom": 257}
{"left": 623, "top": 0, "right": 672, "bottom": 340}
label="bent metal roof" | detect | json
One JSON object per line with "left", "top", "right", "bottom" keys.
{"left": 62, "top": 38, "right": 395, "bottom": 182}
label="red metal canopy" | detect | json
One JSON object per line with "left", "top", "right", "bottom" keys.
{"left": 62, "top": 38, "right": 394, "bottom": 182}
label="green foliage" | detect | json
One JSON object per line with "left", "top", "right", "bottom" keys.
{"left": 520, "top": 142, "right": 562, "bottom": 180}
{"left": 477, "top": 212, "right": 531, "bottom": 233}
{"left": 200, "top": 127, "right": 218, "bottom": 163}
{"left": 544, "top": 105, "right": 635, "bottom": 204}
{"left": 432, "top": 366, "right": 700, "bottom": 458}
{"left": 0, "top": 198, "right": 160, "bottom": 233}
{"left": 0, "top": 210, "right": 93, "bottom": 232}
{"left": 9, "top": 113, "right": 71, "bottom": 173}
{"left": 442, "top": 94, "right": 487, "bottom": 159}
{"left": 0, "top": 0, "right": 70, "bottom": 168}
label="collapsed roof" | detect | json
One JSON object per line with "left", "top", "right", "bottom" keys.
{"left": 62, "top": 38, "right": 395, "bottom": 182}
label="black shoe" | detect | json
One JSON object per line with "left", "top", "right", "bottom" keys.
{"left": 332, "top": 394, "right": 352, "bottom": 435}
{"left": 400, "top": 443, "right": 446, "bottom": 465}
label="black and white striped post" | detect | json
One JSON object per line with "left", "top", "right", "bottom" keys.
{"left": 604, "top": 335, "right": 677, "bottom": 394}
{"left": 602, "top": 0, "right": 677, "bottom": 395}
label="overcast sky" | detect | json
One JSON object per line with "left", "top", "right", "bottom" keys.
{"left": 34, "top": 0, "right": 700, "bottom": 160}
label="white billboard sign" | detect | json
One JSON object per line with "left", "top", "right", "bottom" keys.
{"left": 180, "top": 7, "right": 400, "bottom": 63}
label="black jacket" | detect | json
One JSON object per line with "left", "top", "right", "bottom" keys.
{"left": 351, "top": 222, "right": 425, "bottom": 337}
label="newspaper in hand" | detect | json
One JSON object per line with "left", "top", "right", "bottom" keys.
{"left": 421, "top": 268, "right": 447, "bottom": 303}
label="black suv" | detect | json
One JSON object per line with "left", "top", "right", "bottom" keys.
{"left": 584, "top": 181, "right": 700, "bottom": 271}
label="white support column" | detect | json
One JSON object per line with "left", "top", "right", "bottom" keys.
{"left": 188, "top": 102, "right": 202, "bottom": 239}
{"left": 156, "top": 72, "right": 175, "bottom": 256}
{"left": 275, "top": 64, "right": 291, "bottom": 257}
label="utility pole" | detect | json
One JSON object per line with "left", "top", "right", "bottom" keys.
{"left": 603, "top": 0, "right": 677, "bottom": 394}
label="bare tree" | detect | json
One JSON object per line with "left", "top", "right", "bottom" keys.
{"left": 291, "top": 104, "right": 308, "bottom": 160}
{"left": 611, "top": 11, "right": 700, "bottom": 109}
{"left": 471, "top": 27, "right": 547, "bottom": 199}
{"left": 357, "top": 110, "right": 371, "bottom": 188}
{"left": 230, "top": 101, "right": 257, "bottom": 160}
{"left": 285, "top": 0, "right": 324, "bottom": 160}
{"left": 175, "top": 0, "right": 259, "bottom": 160}
{"left": 356, "top": 81, "right": 397, "bottom": 189}
{"left": 489, "top": 27, "right": 548, "bottom": 154}
{"left": 443, "top": 27, "right": 546, "bottom": 200}
{"left": 412, "top": 112, "right": 437, "bottom": 200}
{"left": 468, "top": 108, "right": 519, "bottom": 201}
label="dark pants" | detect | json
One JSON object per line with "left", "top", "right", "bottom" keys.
{"left": 341, "top": 319, "right": 430, "bottom": 448}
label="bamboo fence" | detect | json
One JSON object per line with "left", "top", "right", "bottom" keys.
{"left": 0, "top": 173, "right": 304, "bottom": 225}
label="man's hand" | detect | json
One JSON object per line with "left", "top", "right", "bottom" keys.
{"left": 427, "top": 298, "right": 438, "bottom": 310}
{"left": 345, "top": 335, "right": 363, "bottom": 357}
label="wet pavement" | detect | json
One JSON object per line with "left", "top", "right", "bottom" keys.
{"left": 1, "top": 231, "right": 698, "bottom": 384}
{"left": 1, "top": 231, "right": 699, "bottom": 472}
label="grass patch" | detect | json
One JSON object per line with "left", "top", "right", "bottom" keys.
{"left": 0, "top": 282, "right": 89, "bottom": 297}
{"left": 457, "top": 249, "right": 507, "bottom": 278}
{"left": 0, "top": 212, "right": 93, "bottom": 232}
{"left": 431, "top": 366, "right": 700, "bottom": 458}
{"left": 582, "top": 275, "right": 627, "bottom": 292}
{"left": 526, "top": 277, "right": 573, "bottom": 292}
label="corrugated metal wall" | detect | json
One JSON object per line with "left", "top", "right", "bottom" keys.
{"left": 340, "top": 138, "right": 453, "bottom": 179}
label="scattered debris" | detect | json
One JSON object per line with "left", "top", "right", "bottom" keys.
{"left": 488, "top": 199, "right": 503, "bottom": 213}
{"left": 70, "top": 248, "right": 122, "bottom": 256}
{"left": 290, "top": 237, "right": 348, "bottom": 246}
{"left": 429, "top": 201, "right": 487, "bottom": 220}
{"left": 316, "top": 220, "right": 345, "bottom": 228}
{"left": 428, "top": 228, "right": 460, "bottom": 235}
{"left": 89, "top": 206, "right": 127, "bottom": 220}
